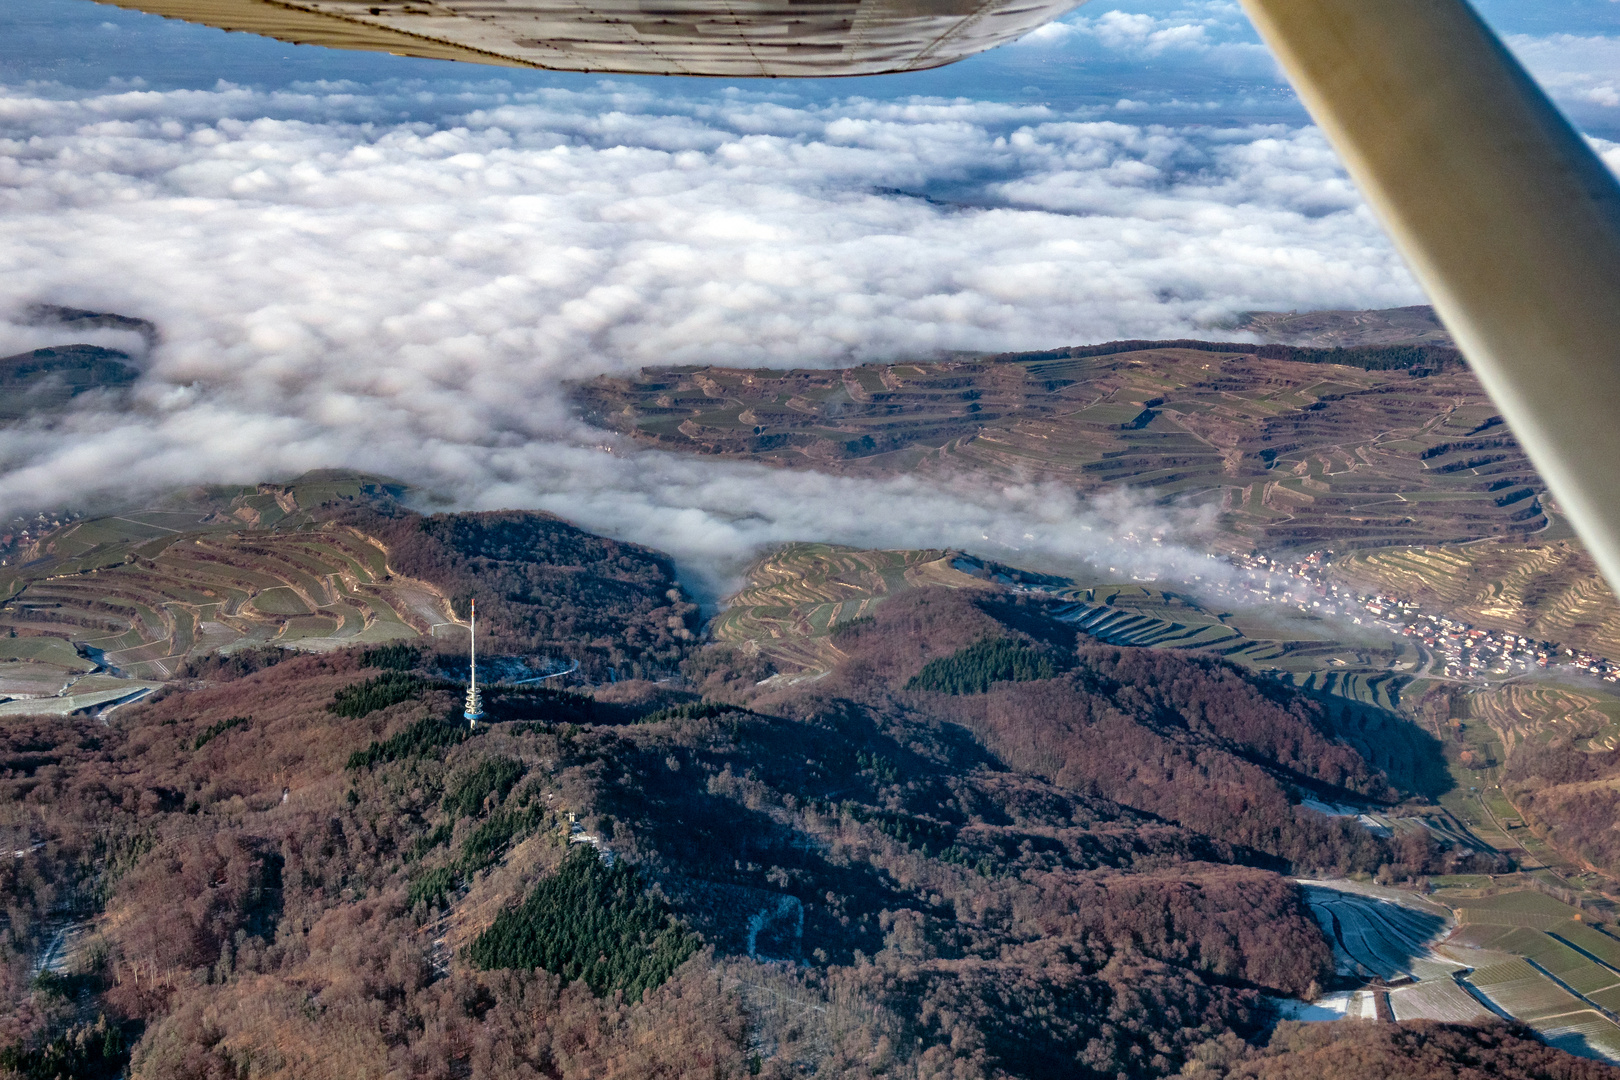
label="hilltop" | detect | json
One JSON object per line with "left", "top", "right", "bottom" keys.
{"left": 0, "top": 345, "right": 139, "bottom": 422}
{"left": 0, "top": 304, "right": 158, "bottom": 425}
{"left": 0, "top": 473, "right": 699, "bottom": 712}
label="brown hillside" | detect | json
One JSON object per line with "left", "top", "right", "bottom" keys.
{"left": 573, "top": 343, "right": 1545, "bottom": 551}
{"left": 0, "top": 522, "right": 1592, "bottom": 1080}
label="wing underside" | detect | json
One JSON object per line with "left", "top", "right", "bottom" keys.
{"left": 93, "top": 0, "right": 1085, "bottom": 75}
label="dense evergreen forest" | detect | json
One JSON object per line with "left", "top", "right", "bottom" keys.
{"left": 467, "top": 846, "right": 698, "bottom": 999}
{"left": 0, "top": 512, "right": 1602, "bottom": 1080}
{"left": 905, "top": 636, "right": 1062, "bottom": 694}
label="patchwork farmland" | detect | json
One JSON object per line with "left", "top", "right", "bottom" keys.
{"left": 0, "top": 477, "right": 451, "bottom": 693}
{"left": 1388, "top": 978, "right": 1495, "bottom": 1023}
{"left": 1301, "top": 881, "right": 1620, "bottom": 1063}
{"left": 1300, "top": 881, "right": 1458, "bottom": 983}
{"left": 1445, "top": 890, "right": 1620, "bottom": 1061}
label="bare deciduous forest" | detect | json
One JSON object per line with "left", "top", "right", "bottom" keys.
{"left": 0, "top": 511, "right": 1608, "bottom": 1080}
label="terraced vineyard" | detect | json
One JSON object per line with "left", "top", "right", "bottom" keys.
{"left": 710, "top": 544, "right": 993, "bottom": 669}
{"left": 1047, "top": 586, "right": 1397, "bottom": 674}
{"left": 1415, "top": 677, "right": 1620, "bottom": 908}
{"left": 1054, "top": 592, "right": 1429, "bottom": 730}
{"left": 1049, "top": 582, "right": 1248, "bottom": 649}
{"left": 0, "top": 476, "right": 447, "bottom": 687}
{"left": 1280, "top": 668, "right": 1409, "bottom": 712}
{"left": 576, "top": 342, "right": 1547, "bottom": 551}
{"left": 1332, "top": 540, "right": 1620, "bottom": 660}
{"left": 1468, "top": 683, "right": 1620, "bottom": 755}
{"left": 717, "top": 545, "right": 1413, "bottom": 716}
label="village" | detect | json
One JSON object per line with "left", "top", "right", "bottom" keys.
{"left": 1231, "top": 549, "right": 1617, "bottom": 685}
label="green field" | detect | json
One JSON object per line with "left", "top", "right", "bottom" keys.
{"left": 0, "top": 636, "right": 95, "bottom": 669}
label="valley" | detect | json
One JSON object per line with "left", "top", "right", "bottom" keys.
{"left": 578, "top": 334, "right": 1620, "bottom": 883}
{"left": 5, "top": 310, "right": 1620, "bottom": 1077}
{"left": 3, "top": 484, "right": 1620, "bottom": 1078}
{"left": 581, "top": 332, "right": 1620, "bottom": 1072}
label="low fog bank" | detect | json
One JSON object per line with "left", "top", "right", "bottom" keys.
{"left": 0, "top": 78, "right": 1429, "bottom": 598}
{"left": 453, "top": 451, "right": 1249, "bottom": 603}
{"left": 0, "top": 319, "right": 152, "bottom": 361}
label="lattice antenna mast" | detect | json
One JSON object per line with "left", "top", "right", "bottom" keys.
{"left": 464, "top": 598, "right": 484, "bottom": 728}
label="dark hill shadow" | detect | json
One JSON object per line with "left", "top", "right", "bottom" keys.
{"left": 1311, "top": 694, "right": 1456, "bottom": 802}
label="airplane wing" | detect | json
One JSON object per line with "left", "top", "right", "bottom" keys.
{"left": 90, "top": 0, "right": 1087, "bottom": 76}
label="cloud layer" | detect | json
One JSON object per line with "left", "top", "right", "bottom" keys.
{"left": 0, "top": 78, "right": 1427, "bottom": 591}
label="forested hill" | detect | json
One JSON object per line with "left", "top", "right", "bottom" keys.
{"left": 342, "top": 506, "right": 702, "bottom": 680}
{"left": 756, "top": 587, "right": 1486, "bottom": 876}
{"left": 2, "top": 528, "right": 1572, "bottom": 1080}
{"left": 0, "top": 344, "right": 140, "bottom": 421}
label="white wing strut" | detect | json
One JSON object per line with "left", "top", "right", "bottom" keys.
{"left": 1240, "top": 0, "right": 1620, "bottom": 594}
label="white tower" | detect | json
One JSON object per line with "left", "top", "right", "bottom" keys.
{"left": 464, "top": 598, "right": 484, "bottom": 727}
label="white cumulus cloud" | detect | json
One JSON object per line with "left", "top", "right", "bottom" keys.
{"left": 1014, "top": 0, "right": 1277, "bottom": 78}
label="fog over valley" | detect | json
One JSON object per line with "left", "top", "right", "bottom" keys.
{"left": 0, "top": 76, "right": 1423, "bottom": 586}
{"left": 3, "top": 0, "right": 1618, "bottom": 586}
